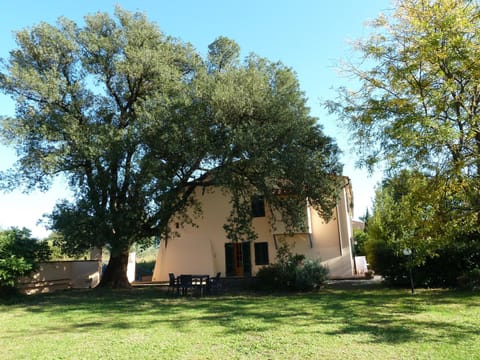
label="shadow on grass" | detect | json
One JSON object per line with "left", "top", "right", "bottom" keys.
{"left": 1, "top": 286, "right": 479, "bottom": 346}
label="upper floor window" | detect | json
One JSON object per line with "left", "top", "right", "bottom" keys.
{"left": 251, "top": 196, "right": 265, "bottom": 217}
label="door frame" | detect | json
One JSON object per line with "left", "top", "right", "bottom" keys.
{"left": 225, "top": 242, "right": 251, "bottom": 277}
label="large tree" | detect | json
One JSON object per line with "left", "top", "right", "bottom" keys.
{"left": 328, "top": 0, "right": 480, "bottom": 237}
{"left": 0, "top": 8, "right": 341, "bottom": 288}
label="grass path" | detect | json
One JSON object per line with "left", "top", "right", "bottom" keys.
{"left": 1, "top": 286, "right": 479, "bottom": 359}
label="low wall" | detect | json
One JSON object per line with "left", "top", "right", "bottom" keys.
{"left": 17, "top": 260, "right": 101, "bottom": 295}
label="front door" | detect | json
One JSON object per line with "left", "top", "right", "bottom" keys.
{"left": 225, "top": 242, "right": 251, "bottom": 277}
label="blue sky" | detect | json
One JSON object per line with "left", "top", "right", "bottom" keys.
{"left": 0, "top": 0, "right": 391, "bottom": 238}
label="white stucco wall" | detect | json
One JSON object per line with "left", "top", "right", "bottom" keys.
{"left": 152, "top": 184, "right": 354, "bottom": 281}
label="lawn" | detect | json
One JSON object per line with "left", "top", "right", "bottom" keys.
{"left": 0, "top": 285, "right": 479, "bottom": 359}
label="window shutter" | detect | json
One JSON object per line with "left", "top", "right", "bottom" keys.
{"left": 254, "top": 242, "right": 269, "bottom": 265}
{"left": 225, "top": 243, "right": 234, "bottom": 277}
{"left": 242, "top": 242, "right": 252, "bottom": 276}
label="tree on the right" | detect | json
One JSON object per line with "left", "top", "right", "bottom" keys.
{"left": 328, "top": 0, "right": 480, "bottom": 286}
{"left": 328, "top": 0, "right": 480, "bottom": 236}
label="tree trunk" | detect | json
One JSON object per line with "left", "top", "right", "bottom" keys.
{"left": 98, "top": 250, "right": 131, "bottom": 288}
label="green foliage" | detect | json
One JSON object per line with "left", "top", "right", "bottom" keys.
{"left": 458, "top": 268, "right": 480, "bottom": 290}
{"left": 295, "top": 259, "right": 329, "bottom": 291}
{"left": 0, "top": 256, "right": 32, "bottom": 289}
{"left": 328, "top": 0, "right": 480, "bottom": 239}
{"left": 134, "top": 243, "right": 159, "bottom": 263}
{"left": 0, "top": 7, "right": 341, "bottom": 287}
{"left": 366, "top": 231, "right": 480, "bottom": 288}
{"left": 365, "top": 171, "right": 480, "bottom": 287}
{"left": 366, "top": 171, "right": 441, "bottom": 267}
{"left": 207, "top": 36, "right": 240, "bottom": 72}
{"left": 256, "top": 242, "right": 328, "bottom": 291}
{"left": 0, "top": 228, "right": 51, "bottom": 292}
{"left": 413, "top": 232, "right": 480, "bottom": 288}
{"left": 256, "top": 242, "right": 304, "bottom": 290}
{"left": 353, "top": 229, "right": 368, "bottom": 255}
{"left": 45, "top": 232, "right": 88, "bottom": 260}
{"left": 354, "top": 209, "right": 371, "bottom": 256}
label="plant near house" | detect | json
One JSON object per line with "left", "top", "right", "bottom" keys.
{"left": 256, "top": 242, "right": 328, "bottom": 291}
{"left": 256, "top": 243, "right": 302, "bottom": 290}
{"left": 295, "top": 259, "right": 329, "bottom": 291}
{"left": 275, "top": 242, "right": 305, "bottom": 288}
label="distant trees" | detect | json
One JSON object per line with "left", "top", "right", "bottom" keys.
{"left": 352, "top": 209, "right": 370, "bottom": 256}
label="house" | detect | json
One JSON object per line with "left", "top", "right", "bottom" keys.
{"left": 152, "top": 179, "right": 355, "bottom": 281}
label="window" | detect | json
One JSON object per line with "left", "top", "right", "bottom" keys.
{"left": 251, "top": 196, "right": 265, "bottom": 217}
{"left": 254, "top": 242, "right": 269, "bottom": 265}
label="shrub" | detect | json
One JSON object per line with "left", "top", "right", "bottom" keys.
{"left": 256, "top": 263, "right": 283, "bottom": 289}
{"left": 256, "top": 242, "right": 328, "bottom": 291}
{"left": 457, "top": 268, "right": 480, "bottom": 290}
{"left": 0, "top": 256, "right": 32, "bottom": 288}
{"left": 0, "top": 228, "right": 51, "bottom": 294}
{"left": 365, "top": 231, "right": 480, "bottom": 288}
{"left": 295, "top": 259, "right": 329, "bottom": 291}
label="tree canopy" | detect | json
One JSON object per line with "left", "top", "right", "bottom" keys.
{"left": 327, "top": 0, "right": 480, "bottom": 286}
{"left": 0, "top": 8, "right": 342, "bottom": 288}
{"left": 328, "top": 0, "right": 480, "bottom": 237}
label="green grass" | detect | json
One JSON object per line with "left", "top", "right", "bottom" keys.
{"left": 1, "top": 286, "right": 479, "bottom": 359}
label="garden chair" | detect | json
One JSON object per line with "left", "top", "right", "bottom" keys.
{"left": 208, "top": 272, "right": 222, "bottom": 294}
{"left": 168, "top": 273, "right": 178, "bottom": 294}
{"left": 179, "top": 275, "right": 193, "bottom": 296}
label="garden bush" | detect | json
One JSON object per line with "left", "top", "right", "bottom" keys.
{"left": 0, "top": 228, "right": 51, "bottom": 295}
{"left": 365, "top": 230, "right": 480, "bottom": 288}
{"left": 256, "top": 242, "right": 328, "bottom": 291}
{"left": 457, "top": 268, "right": 480, "bottom": 290}
{"left": 295, "top": 259, "right": 329, "bottom": 291}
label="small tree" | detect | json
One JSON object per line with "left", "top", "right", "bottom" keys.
{"left": 0, "top": 228, "right": 51, "bottom": 294}
{"left": 364, "top": 170, "right": 480, "bottom": 287}
{"left": 364, "top": 171, "right": 440, "bottom": 284}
